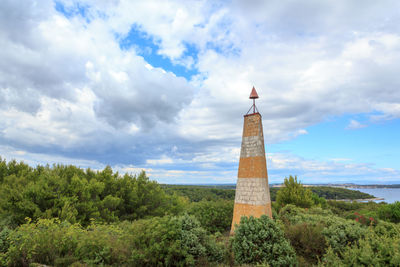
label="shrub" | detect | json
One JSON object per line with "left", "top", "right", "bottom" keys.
{"left": 353, "top": 212, "right": 377, "bottom": 226}
{"left": 322, "top": 227, "right": 400, "bottom": 266}
{"left": 279, "top": 204, "right": 334, "bottom": 226}
{"left": 322, "top": 218, "right": 366, "bottom": 254}
{"left": 188, "top": 200, "right": 233, "bottom": 233}
{"left": 276, "top": 176, "right": 314, "bottom": 209}
{"left": 4, "top": 215, "right": 224, "bottom": 267}
{"left": 373, "top": 220, "right": 400, "bottom": 238}
{"left": 232, "top": 215, "right": 296, "bottom": 266}
{"left": 378, "top": 201, "right": 400, "bottom": 223}
{"left": 128, "top": 214, "right": 224, "bottom": 266}
{"left": 285, "top": 222, "right": 327, "bottom": 265}
{"left": 73, "top": 223, "right": 128, "bottom": 266}
{"left": 5, "top": 218, "right": 82, "bottom": 266}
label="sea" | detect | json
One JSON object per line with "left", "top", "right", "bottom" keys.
{"left": 352, "top": 188, "right": 400, "bottom": 204}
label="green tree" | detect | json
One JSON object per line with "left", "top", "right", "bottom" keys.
{"left": 276, "top": 175, "right": 314, "bottom": 208}
{"left": 0, "top": 159, "right": 186, "bottom": 227}
{"left": 188, "top": 200, "right": 233, "bottom": 233}
{"left": 378, "top": 201, "right": 400, "bottom": 223}
{"left": 232, "top": 215, "right": 296, "bottom": 266}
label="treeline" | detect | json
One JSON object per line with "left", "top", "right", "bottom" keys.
{"left": 162, "top": 184, "right": 374, "bottom": 202}
{"left": 0, "top": 158, "right": 399, "bottom": 266}
{"left": 309, "top": 186, "right": 374, "bottom": 200}
{"left": 0, "top": 159, "right": 186, "bottom": 227}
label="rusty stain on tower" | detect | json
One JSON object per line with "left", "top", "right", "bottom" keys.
{"left": 230, "top": 87, "right": 272, "bottom": 234}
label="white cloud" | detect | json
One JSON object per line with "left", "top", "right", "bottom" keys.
{"left": 267, "top": 153, "right": 400, "bottom": 184}
{"left": 346, "top": 119, "right": 367, "bottom": 130}
{"left": 1, "top": 0, "right": 400, "bottom": 183}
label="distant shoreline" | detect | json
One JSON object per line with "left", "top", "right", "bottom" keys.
{"left": 335, "top": 197, "right": 385, "bottom": 202}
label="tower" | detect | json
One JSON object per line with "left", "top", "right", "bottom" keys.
{"left": 230, "top": 87, "right": 272, "bottom": 234}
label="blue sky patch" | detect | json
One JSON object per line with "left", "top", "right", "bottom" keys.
{"left": 119, "top": 26, "right": 199, "bottom": 80}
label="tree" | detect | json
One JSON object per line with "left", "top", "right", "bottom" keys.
{"left": 188, "top": 200, "right": 233, "bottom": 233}
{"left": 276, "top": 175, "right": 313, "bottom": 208}
{"left": 378, "top": 201, "right": 400, "bottom": 223}
{"left": 232, "top": 215, "right": 296, "bottom": 266}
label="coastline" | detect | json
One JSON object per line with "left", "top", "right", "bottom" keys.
{"left": 333, "top": 197, "right": 385, "bottom": 202}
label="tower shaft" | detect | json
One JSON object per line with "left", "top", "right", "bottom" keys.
{"left": 230, "top": 112, "right": 272, "bottom": 234}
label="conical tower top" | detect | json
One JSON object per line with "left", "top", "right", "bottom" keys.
{"left": 249, "top": 86, "right": 259, "bottom": 99}
{"left": 246, "top": 86, "right": 259, "bottom": 115}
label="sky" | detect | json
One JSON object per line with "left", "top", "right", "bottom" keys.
{"left": 1, "top": 0, "right": 400, "bottom": 184}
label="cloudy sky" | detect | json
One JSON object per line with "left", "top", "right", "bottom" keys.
{"left": 1, "top": 0, "right": 400, "bottom": 184}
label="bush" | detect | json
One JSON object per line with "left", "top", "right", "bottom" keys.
{"left": 322, "top": 218, "right": 366, "bottom": 254}
{"left": 3, "top": 215, "right": 223, "bottom": 267}
{"left": 378, "top": 201, "right": 400, "bottom": 223}
{"left": 188, "top": 200, "right": 233, "bottom": 233}
{"left": 5, "top": 218, "right": 82, "bottom": 266}
{"left": 285, "top": 222, "right": 327, "bottom": 265}
{"left": 276, "top": 176, "right": 314, "bottom": 209}
{"left": 279, "top": 204, "right": 334, "bottom": 226}
{"left": 322, "top": 227, "right": 400, "bottom": 266}
{"left": 128, "top": 213, "right": 224, "bottom": 266}
{"left": 373, "top": 220, "right": 400, "bottom": 238}
{"left": 232, "top": 215, "right": 296, "bottom": 266}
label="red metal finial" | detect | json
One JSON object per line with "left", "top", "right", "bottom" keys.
{"left": 249, "top": 86, "right": 259, "bottom": 99}
{"left": 246, "top": 86, "right": 259, "bottom": 115}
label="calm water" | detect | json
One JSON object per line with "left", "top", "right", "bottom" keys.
{"left": 352, "top": 188, "right": 400, "bottom": 204}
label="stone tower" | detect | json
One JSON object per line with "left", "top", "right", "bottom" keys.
{"left": 230, "top": 87, "right": 272, "bottom": 234}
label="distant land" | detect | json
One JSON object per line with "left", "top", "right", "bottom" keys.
{"left": 302, "top": 184, "right": 400, "bottom": 189}
{"left": 167, "top": 183, "right": 400, "bottom": 189}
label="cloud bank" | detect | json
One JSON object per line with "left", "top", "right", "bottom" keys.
{"left": 1, "top": 0, "right": 400, "bottom": 183}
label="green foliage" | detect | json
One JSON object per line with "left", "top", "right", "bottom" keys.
{"left": 162, "top": 183, "right": 372, "bottom": 203}
{"left": 128, "top": 213, "right": 224, "bottom": 266}
{"left": 188, "top": 200, "right": 233, "bottom": 233}
{"left": 284, "top": 222, "right": 327, "bottom": 265}
{"left": 3, "top": 215, "right": 224, "bottom": 267}
{"left": 2, "top": 158, "right": 399, "bottom": 266}
{"left": 0, "top": 226, "right": 12, "bottom": 266}
{"left": 279, "top": 205, "right": 336, "bottom": 228}
{"left": 0, "top": 159, "right": 186, "bottom": 227}
{"left": 327, "top": 200, "right": 363, "bottom": 213}
{"left": 0, "top": 227, "right": 11, "bottom": 254}
{"left": 327, "top": 200, "right": 400, "bottom": 226}
{"left": 322, "top": 227, "right": 400, "bottom": 266}
{"left": 276, "top": 176, "right": 314, "bottom": 209}
{"left": 232, "top": 215, "right": 296, "bottom": 266}
{"left": 311, "top": 193, "right": 328, "bottom": 208}
{"left": 279, "top": 204, "right": 368, "bottom": 256}
{"left": 163, "top": 184, "right": 236, "bottom": 202}
{"left": 310, "top": 186, "right": 374, "bottom": 200}
{"left": 322, "top": 218, "right": 367, "bottom": 254}
{"left": 378, "top": 201, "right": 400, "bottom": 223}
{"left": 278, "top": 204, "right": 377, "bottom": 266}
{"left": 5, "top": 218, "right": 82, "bottom": 266}
{"left": 373, "top": 220, "right": 400, "bottom": 238}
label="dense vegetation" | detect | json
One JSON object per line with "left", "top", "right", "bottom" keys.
{"left": 163, "top": 183, "right": 374, "bottom": 202}
{"left": 232, "top": 215, "right": 296, "bottom": 265}
{"left": 0, "top": 157, "right": 399, "bottom": 266}
{"left": 0, "top": 159, "right": 186, "bottom": 227}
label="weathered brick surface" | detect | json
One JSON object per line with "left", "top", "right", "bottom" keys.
{"left": 243, "top": 113, "right": 262, "bottom": 137}
{"left": 230, "top": 203, "right": 273, "bottom": 234}
{"left": 240, "top": 135, "right": 264, "bottom": 158}
{"left": 234, "top": 178, "right": 270, "bottom": 205}
{"left": 237, "top": 156, "right": 268, "bottom": 178}
{"left": 231, "top": 112, "right": 272, "bottom": 234}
